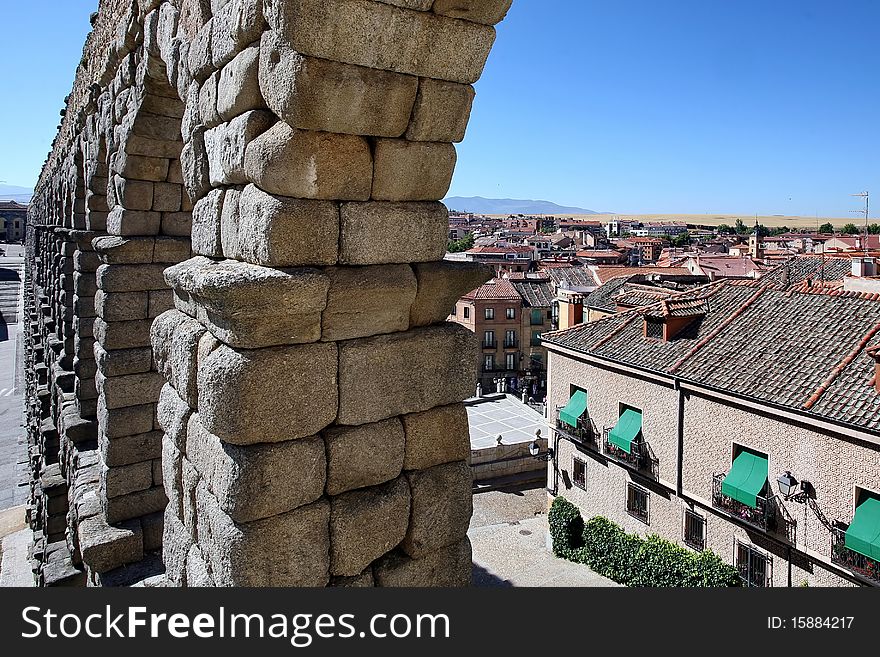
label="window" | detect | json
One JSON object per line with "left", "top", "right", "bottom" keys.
{"left": 504, "top": 330, "right": 516, "bottom": 347}
{"left": 506, "top": 307, "right": 515, "bottom": 319}
{"left": 485, "top": 307, "right": 495, "bottom": 320}
{"left": 463, "top": 307, "right": 470, "bottom": 319}
{"left": 450, "top": 305, "right": 457, "bottom": 316}
{"left": 736, "top": 541, "right": 771, "bottom": 587}
{"left": 483, "top": 355, "right": 494, "bottom": 371}
{"left": 531, "top": 331, "right": 542, "bottom": 346}
{"left": 572, "top": 459, "right": 587, "bottom": 490}
{"left": 530, "top": 309, "right": 543, "bottom": 325}
{"left": 505, "top": 353, "right": 516, "bottom": 371}
{"left": 683, "top": 510, "right": 705, "bottom": 551}
{"left": 626, "top": 483, "right": 649, "bottom": 524}
{"left": 645, "top": 318, "right": 664, "bottom": 339}
{"left": 483, "top": 330, "right": 495, "bottom": 347}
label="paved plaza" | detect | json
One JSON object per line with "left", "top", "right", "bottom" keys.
{"left": 466, "top": 394, "right": 550, "bottom": 449}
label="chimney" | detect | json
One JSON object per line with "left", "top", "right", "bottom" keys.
{"left": 557, "top": 289, "right": 584, "bottom": 329}
{"left": 852, "top": 257, "right": 877, "bottom": 278}
{"left": 869, "top": 346, "right": 880, "bottom": 394}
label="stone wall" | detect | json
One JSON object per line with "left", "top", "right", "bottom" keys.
{"left": 24, "top": 0, "right": 511, "bottom": 586}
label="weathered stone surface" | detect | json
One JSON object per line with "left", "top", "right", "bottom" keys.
{"left": 105, "top": 486, "right": 168, "bottom": 524}
{"left": 93, "top": 317, "right": 155, "bottom": 350}
{"left": 191, "top": 188, "right": 224, "bottom": 256}
{"left": 151, "top": 309, "right": 206, "bottom": 407}
{"left": 373, "top": 538, "right": 472, "bottom": 587}
{"left": 153, "top": 182, "right": 183, "bottom": 212}
{"left": 372, "top": 140, "right": 456, "bottom": 201}
{"left": 406, "top": 78, "right": 475, "bottom": 143}
{"left": 180, "top": 126, "right": 211, "bottom": 203}
{"left": 95, "top": 370, "right": 165, "bottom": 409}
{"left": 210, "top": 0, "right": 265, "bottom": 69}
{"left": 94, "top": 343, "right": 153, "bottom": 377}
{"left": 196, "top": 484, "right": 330, "bottom": 587}
{"left": 107, "top": 207, "right": 162, "bottom": 236}
{"left": 97, "top": 398, "right": 156, "bottom": 439}
{"left": 330, "top": 571, "right": 375, "bottom": 587}
{"left": 157, "top": 383, "right": 192, "bottom": 448}
{"left": 113, "top": 177, "right": 153, "bottom": 211}
{"left": 102, "top": 460, "right": 154, "bottom": 498}
{"left": 244, "top": 121, "right": 372, "bottom": 200}
{"left": 165, "top": 257, "right": 330, "bottom": 348}
{"left": 217, "top": 45, "right": 267, "bottom": 121}
{"left": 96, "top": 263, "right": 168, "bottom": 292}
{"left": 198, "top": 71, "right": 222, "bottom": 128}
{"left": 186, "top": 545, "right": 214, "bottom": 586}
{"left": 236, "top": 184, "right": 338, "bottom": 267}
{"left": 188, "top": 18, "right": 214, "bottom": 83}
{"left": 432, "top": 0, "right": 513, "bottom": 25}
{"left": 322, "top": 265, "right": 417, "bottom": 341}
{"left": 265, "top": 0, "right": 496, "bottom": 85}
{"left": 337, "top": 324, "right": 477, "bottom": 425}
{"left": 101, "top": 429, "right": 163, "bottom": 467}
{"left": 198, "top": 342, "right": 338, "bottom": 444}
{"left": 162, "top": 506, "right": 189, "bottom": 586}
{"left": 339, "top": 202, "right": 447, "bottom": 265}
{"left": 153, "top": 236, "right": 192, "bottom": 262}
{"left": 219, "top": 185, "right": 243, "bottom": 259}
{"left": 330, "top": 477, "right": 410, "bottom": 577}
{"left": 403, "top": 404, "right": 471, "bottom": 470}
{"left": 79, "top": 515, "right": 144, "bottom": 574}
{"left": 114, "top": 151, "right": 170, "bottom": 183}
{"left": 259, "top": 31, "right": 417, "bottom": 137}
{"left": 403, "top": 461, "right": 472, "bottom": 558}
{"left": 186, "top": 413, "right": 325, "bottom": 522}
{"left": 205, "top": 111, "right": 275, "bottom": 186}
{"left": 92, "top": 236, "right": 154, "bottom": 265}
{"left": 94, "top": 290, "right": 149, "bottom": 321}
{"left": 324, "top": 418, "right": 405, "bottom": 495}
{"left": 410, "top": 261, "right": 492, "bottom": 327}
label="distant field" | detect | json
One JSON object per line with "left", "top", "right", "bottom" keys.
{"left": 486, "top": 213, "right": 859, "bottom": 229}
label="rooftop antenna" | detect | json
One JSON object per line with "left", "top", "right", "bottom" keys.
{"left": 850, "top": 191, "right": 869, "bottom": 256}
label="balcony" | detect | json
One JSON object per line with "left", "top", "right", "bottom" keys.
{"left": 554, "top": 409, "right": 598, "bottom": 451}
{"left": 831, "top": 527, "right": 880, "bottom": 585}
{"left": 602, "top": 428, "right": 659, "bottom": 477}
{"left": 503, "top": 338, "right": 519, "bottom": 349}
{"left": 711, "top": 473, "right": 777, "bottom": 533}
{"left": 482, "top": 341, "right": 497, "bottom": 349}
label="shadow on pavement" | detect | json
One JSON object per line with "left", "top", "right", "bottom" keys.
{"left": 471, "top": 563, "right": 514, "bottom": 588}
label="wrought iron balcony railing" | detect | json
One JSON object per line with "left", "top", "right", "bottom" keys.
{"left": 831, "top": 527, "right": 880, "bottom": 586}
{"left": 711, "top": 473, "right": 777, "bottom": 533}
{"left": 554, "top": 409, "right": 598, "bottom": 451}
{"left": 602, "top": 428, "right": 659, "bottom": 478}
{"left": 503, "top": 339, "right": 519, "bottom": 348}
{"left": 482, "top": 340, "right": 497, "bottom": 349}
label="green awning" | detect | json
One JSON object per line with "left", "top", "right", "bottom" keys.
{"left": 559, "top": 390, "right": 588, "bottom": 428}
{"left": 845, "top": 498, "right": 880, "bottom": 561}
{"left": 608, "top": 409, "right": 642, "bottom": 454}
{"left": 721, "top": 451, "right": 768, "bottom": 509}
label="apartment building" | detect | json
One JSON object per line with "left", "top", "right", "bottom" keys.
{"left": 542, "top": 279, "right": 880, "bottom": 586}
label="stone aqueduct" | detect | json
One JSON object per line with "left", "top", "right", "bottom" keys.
{"left": 25, "top": 0, "right": 511, "bottom": 586}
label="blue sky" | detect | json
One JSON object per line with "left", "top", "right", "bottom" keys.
{"left": 1, "top": 0, "right": 878, "bottom": 216}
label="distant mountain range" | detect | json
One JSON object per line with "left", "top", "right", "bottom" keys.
{"left": 443, "top": 196, "right": 601, "bottom": 215}
{"left": 0, "top": 185, "right": 32, "bottom": 204}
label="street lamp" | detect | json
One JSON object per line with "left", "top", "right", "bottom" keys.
{"left": 529, "top": 429, "right": 554, "bottom": 461}
{"left": 776, "top": 471, "right": 799, "bottom": 498}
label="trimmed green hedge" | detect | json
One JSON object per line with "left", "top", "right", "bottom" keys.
{"left": 548, "top": 496, "right": 741, "bottom": 587}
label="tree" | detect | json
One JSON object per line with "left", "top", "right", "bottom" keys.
{"left": 770, "top": 226, "right": 790, "bottom": 236}
{"left": 818, "top": 222, "right": 834, "bottom": 234}
{"left": 716, "top": 224, "right": 732, "bottom": 235}
{"left": 734, "top": 218, "right": 749, "bottom": 235}
{"left": 446, "top": 233, "right": 474, "bottom": 253}
{"left": 869, "top": 223, "right": 880, "bottom": 235}
{"left": 671, "top": 232, "right": 691, "bottom": 247}
{"left": 841, "top": 223, "right": 860, "bottom": 235}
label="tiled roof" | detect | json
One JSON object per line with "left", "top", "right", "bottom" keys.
{"left": 589, "top": 266, "right": 692, "bottom": 284}
{"left": 758, "top": 256, "right": 852, "bottom": 289}
{"left": 462, "top": 278, "right": 522, "bottom": 301}
{"left": 511, "top": 280, "right": 555, "bottom": 308}
{"left": 545, "top": 266, "right": 596, "bottom": 289}
{"left": 543, "top": 280, "right": 880, "bottom": 432}
{"left": 584, "top": 276, "right": 634, "bottom": 311}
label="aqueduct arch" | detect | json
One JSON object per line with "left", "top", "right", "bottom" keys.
{"left": 24, "top": 0, "right": 511, "bottom": 585}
